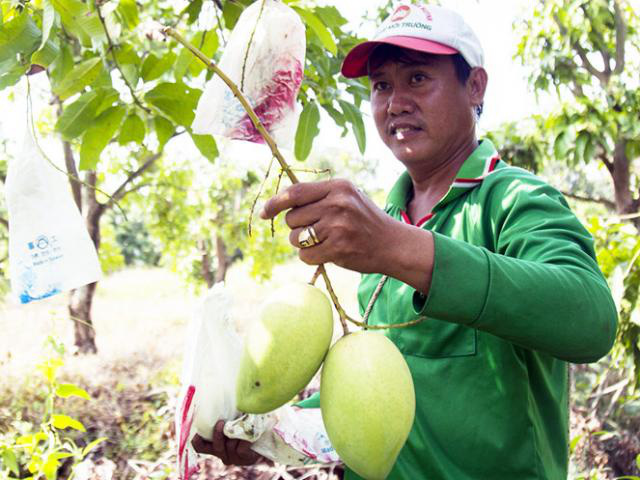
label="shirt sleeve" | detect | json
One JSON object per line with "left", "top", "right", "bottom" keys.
{"left": 413, "top": 169, "right": 618, "bottom": 363}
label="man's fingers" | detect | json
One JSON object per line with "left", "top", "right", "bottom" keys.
{"left": 289, "top": 221, "right": 327, "bottom": 249}
{"left": 284, "top": 203, "right": 322, "bottom": 229}
{"left": 225, "top": 438, "right": 240, "bottom": 465}
{"left": 260, "top": 182, "right": 332, "bottom": 220}
{"left": 192, "top": 434, "right": 213, "bottom": 455}
{"left": 211, "top": 420, "right": 228, "bottom": 461}
{"left": 236, "top": 440, "right": 261, "bottom": 465}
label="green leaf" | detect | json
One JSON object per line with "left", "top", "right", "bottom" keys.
{"left": 1, "top": 448, "right": 19, "bottom": 475}
{"left": 293, "top": 6, "right": 337, "bottom": 55}
{"left": 118, "top": 113, "right": 146, "bottom": 145}
{"left": 0, "top": 59, "right": 28, "bottom": 91}
{"left": 222, "top": 1, "right": 244, "bottom": 30}
{"left": 174, "top": 31, "right": 218, "bottom": 80}
{"left": 82, "top": 437, "right": 108, "bottom": 457}
{"left": 145, "top": 82, "right": 201, "bottom": 126}
{"left": 51, "top": 0, "right": 105, "bottom": 47}
{"left": 95, "top": 87, "right": 120, "bottom": 115}
{"left": 49, "top": 43, "right": 73, "bottom": 85}
{"left": 141, "top": 52, "right": 176, "bottom": 82}
{"left": 315, "top": 6, "right": 348, "bottom": 29}
{"left": 42, "top": 452, "right": 59, "bottom": 480}
{"left": 182, "top": 0, "right": 203, "bottom": 25}
{"left": 79, "top": 105, "right": 126, "bottom": 170}
{"left": 56, "top": 383, "right": 91, "bottom": 400}
{"left": 191, "top": 132, "right": 218, "bottom": 162}
{"left": 31, "top": 38, "right": 60, "bottom": 68}
{"left": 339, "top": 100, "right": 366, "bottom": 154}
{"left": 626, "top": 140, "right": 640, "bottom": 162}
{"left": 188, "top": 31, "right": 218, "bottom": 77}
{"left": 153, "top": 115, "right": 175, "bottom": 149}
{"left": 574, "top": 130, "right": 589, "bottom": 164}
{"left": 116, "top": 0, "right": 139, "bottom": 30}
{"left": 52, "top": 414, "right": 86, "bottom": 432}
{"left": 113, "top": 44, "right": 140, "bottom": 66}
{"left": 0, "top": 11, "right": 41, "bottom": 62}
{"left": 553, "top": 131, "right": 570, "bottom": 159}
{"left": 39, "top": 0, "right": 56, "bottom": 50}
{"left": 294, "top": 100, "right": 320, "bottom": 161}
{"left": 52, "top": 57, "right": 102, "bottom": 100}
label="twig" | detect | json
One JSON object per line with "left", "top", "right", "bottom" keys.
{"left": 105, "top": 153, "right": 162, "bottom": 209}
{"left": 273, "top": 168, "right": 285, "bottom": 237}
{"left": 248, "top": 155, "right": 275, "bottom": 237}
{"left": 240, "top": 0, "right": 266, "bottom": 91}
{"left": 213, "top": 0, "right": 227, "bottom": 46}
{"left": 94, "top": 0, "right": 151, "bottom": 114}
{"left": 161, "top": 28, "right": 422, "bottom": 333}
{"left": 309, "top": 266, "right": 322, "bottom": 286}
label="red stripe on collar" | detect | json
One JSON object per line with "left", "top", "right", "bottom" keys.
{"left": 401, "top": 211, "right": 434, "bottom": 227}
{"left": 455, "top": 154, "right": 500, "bottom": 183}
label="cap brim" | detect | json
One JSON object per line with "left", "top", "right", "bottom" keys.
{"left": 341, "top": 36, "right": 459, "bottom": 78}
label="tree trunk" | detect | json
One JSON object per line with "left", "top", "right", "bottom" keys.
{"left": 69, "top": 171, "right": 104, "bottom": 355}
{"left": 612, "top": 140, "right": 633, "bottom": 214}
{"left": 198, "top": 239, "right": 214, "bottom": 288}
{"left": 609, "top": 140, "right": 640, "bottom": 230}
{"left": 215, "top": 234, "right": 231, "bottom": 283}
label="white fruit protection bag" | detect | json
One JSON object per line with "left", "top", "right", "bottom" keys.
{"left": 176, "top": 284, "right": 339, "bottom": 480}
{"left": 5, "top": 126, "right": 102, "bottom": 304}
{"left": 191, "top": 0, "right": 305, "bottom": 148}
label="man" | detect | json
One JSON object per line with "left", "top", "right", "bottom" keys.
{"left": 194, "top": 4, "right": 617, "bottom": 478}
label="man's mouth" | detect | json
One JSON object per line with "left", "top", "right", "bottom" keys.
{"left": 390, "top": 125, "right": 421, "bottom": 140}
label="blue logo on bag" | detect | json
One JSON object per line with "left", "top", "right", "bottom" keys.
{"left": 28, "top": 242, "right": 34, "bottom": 250}
{"left": 35, "top": 235, "right": 49, "bottom": 249}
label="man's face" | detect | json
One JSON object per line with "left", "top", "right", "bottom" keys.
{"left": 369, "top": 51, "right": 476, "bottom": 169}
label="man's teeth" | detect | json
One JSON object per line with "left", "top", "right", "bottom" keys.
{"left": 394, "top": 127, "right": 415, "bottom": 139}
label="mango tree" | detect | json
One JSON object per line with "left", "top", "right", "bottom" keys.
{"left": 0, "top": 0, "right": 370, "bottom": 353}
{"left": 512, "top": 0, "right": 640, "bottom": 219}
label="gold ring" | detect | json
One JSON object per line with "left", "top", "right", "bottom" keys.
{"left": 298, "top": 226, "right": 320, "bottom": 248}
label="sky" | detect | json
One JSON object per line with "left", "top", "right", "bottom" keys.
{"left": 0, "top": 0, "right": 537, "bottom": 191}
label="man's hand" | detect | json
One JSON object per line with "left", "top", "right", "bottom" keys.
{"left": 260, "top": 179, "right": 397, "bottom": 274}
{"left": 192, "top": 420, "right": 263, "bottom": 466}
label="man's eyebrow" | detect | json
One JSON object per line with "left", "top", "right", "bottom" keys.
{"left": 368, "top": 70, "right": 385, "bottom": 80}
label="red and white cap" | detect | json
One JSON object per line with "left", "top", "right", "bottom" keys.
{"left": 341, "top": 3, "right": 484, "bottom": 78}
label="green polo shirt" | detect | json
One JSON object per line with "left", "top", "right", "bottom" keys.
{"left": 300, "top": 139, "right": 617, "bottom": 479}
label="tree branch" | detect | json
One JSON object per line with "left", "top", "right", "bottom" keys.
{"left": 613, "top": 0, "right": 626, "bottom": 74}
{"left": 0, "top": 216, "right": 8, "bottom": 229}
{"left": 552, "top": 12, "right": 610, "bottom": 85}
{"left": 63, "top": 140, "right": 82, "bottom": 211}
{"left": 574, "top": 41, "right": 610, "bottom": 85}
{"left": 560, "top": 191, "right": 615, "bottom": 210}
{"left": 104, "top": 153, "right": 161, "bottom": 210}
{"left": 54, "top": 96, "right": 83, "bottom": 210}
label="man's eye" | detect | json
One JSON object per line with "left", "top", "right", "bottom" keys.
{"left": 373, "top": 82, "right": 389, "bottom": 91}
{"left": 411, "top": 73, "right": 427, "bottom": 83}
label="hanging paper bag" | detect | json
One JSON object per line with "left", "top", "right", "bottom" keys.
{"left": 191, "top": 0, "right": 305, "bottom": 148}
{"left": 5, "top": 128, "right": 102, "bottom": 304}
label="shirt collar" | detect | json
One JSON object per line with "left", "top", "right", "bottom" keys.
{"left": 386, "top": 139, "right": 500, "bottom": 211}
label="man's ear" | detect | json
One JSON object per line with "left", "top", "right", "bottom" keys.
{"left": 467, "top": 67, "right": 488, "bottom": 108}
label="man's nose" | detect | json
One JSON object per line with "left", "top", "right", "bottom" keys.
{"left": 387, "top": 88, "right": 415, "bottom": 116}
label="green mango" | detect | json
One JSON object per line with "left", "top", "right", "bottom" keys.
{"left": 320, "top": 331, "right": 415, "bottom": 480}
{"left": 236, "top": 283, "right": 333, "bottom": 413}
